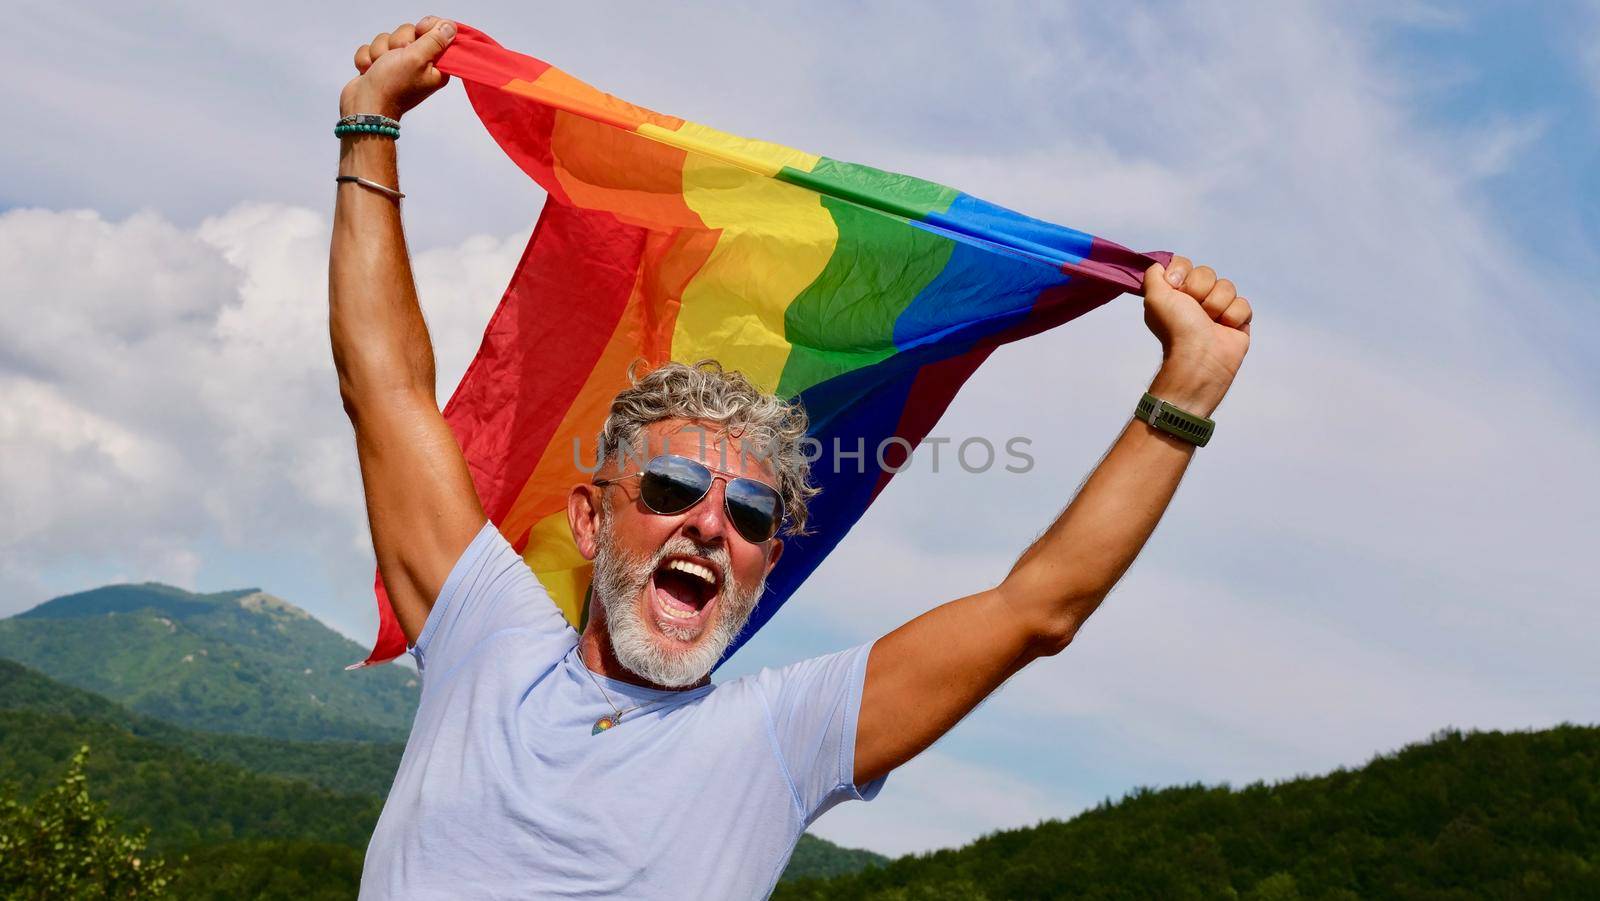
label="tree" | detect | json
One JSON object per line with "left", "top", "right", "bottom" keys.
{"left": 0, "top": 745, "right": 173, "bottom": 899}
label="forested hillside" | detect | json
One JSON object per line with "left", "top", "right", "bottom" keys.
{"left": 0, "top": 657, "right": 405, "bottom": 798}
{"left": 776, "top": 725, "right": 1600, "bottom": 900}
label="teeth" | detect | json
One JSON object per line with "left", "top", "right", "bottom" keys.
{"left": 664, "top": 558, "right": 717, "bottom": 587}
{"left": 657, "top": 597, "right": 698, "bottom": 619}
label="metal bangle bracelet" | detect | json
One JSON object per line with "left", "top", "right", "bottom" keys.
{"left": 335, "top": 175, "right": 405, "bottom": 201}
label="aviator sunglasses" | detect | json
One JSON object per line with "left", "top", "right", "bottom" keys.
{"left": 592, "top": 454, "right": 785, "bottom": 543}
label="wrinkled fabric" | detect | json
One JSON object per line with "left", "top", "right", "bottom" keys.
{"left": 359, "top": 24, "right": 1164, "bottom": 666}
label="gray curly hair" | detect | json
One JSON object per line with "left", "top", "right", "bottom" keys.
{"left": 597, "top": 360, "right": 818, "bottom": 536}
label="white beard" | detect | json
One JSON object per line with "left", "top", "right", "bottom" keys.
{"left": 591, "top": 519, "right": 765, "bottom": 688}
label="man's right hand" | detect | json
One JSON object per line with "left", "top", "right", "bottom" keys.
{"left": 341, "top": 17, "right": 457, "bottom": 120}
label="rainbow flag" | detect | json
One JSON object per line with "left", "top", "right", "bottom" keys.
{"left": 358, "top": 24, "right": 1166, "bottom": 666}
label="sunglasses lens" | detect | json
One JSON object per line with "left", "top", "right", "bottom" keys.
{"left": 639, "top": 456, "right": 713, "bottom": 515}
{"left": 726, "top": 479, "right": 783, "bottom": 543}
{"left": 632, "top": 455, "right": 781, "bottom": 542}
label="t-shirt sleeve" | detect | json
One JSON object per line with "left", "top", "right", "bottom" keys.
{"left": 409, "top": 520, "right": 573, "bottom": 681}
{"left": 756, "top": 640, "right": 887, "bottom": 825}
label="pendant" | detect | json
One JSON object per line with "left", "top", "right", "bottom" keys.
{"left": 592, "top": 715, "right": 617, "bottom": 735}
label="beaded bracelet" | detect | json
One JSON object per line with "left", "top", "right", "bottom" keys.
{"left": 335, "top": 124, "right": 400, "bottom": 138}
{"left": 335, "top": 114, "right": 401, "bottom": 139}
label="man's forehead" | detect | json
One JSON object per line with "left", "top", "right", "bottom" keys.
{"left": 642, "top": 419, "right": 778, "bottom": 480}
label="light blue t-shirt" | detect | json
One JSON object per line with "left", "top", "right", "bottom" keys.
{"left": 360, "top": 522, "right": 886, "bottom": 899}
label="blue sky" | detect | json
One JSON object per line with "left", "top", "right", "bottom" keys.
{"left": 3, "top": 1, "right": 1597, "bottom": 855}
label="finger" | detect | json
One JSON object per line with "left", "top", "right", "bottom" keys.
{"left": 1218, "top": 296, "right": 1253, "bottom": 329}
{"left": 416, "top": 15, "right": 440, "bottom": 32}
{"left": 370, "top": 31, "right": 392, "bottom": 58}
{"left": 390, "top": 22, "right": 418, "bottom": 49}
{"left": 1201, "top": 277, "right": 1235, "bottom": 318}
{"left": 1164, "top": 255, "right": 1191, "bottom": 288}
{"left": 1144, "top": 263, "right": 1175, "bottom": 300}
{"left": 354, "top": 44, "right": 373, "bottom": 72}
{"left": 411, "top": 18, "right": 457, "bottom": 62}
{"left": 1182, "top": 265, "right": 1217, "bottom": 303}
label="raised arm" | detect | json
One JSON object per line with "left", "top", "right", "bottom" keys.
{"left": 855, "top": 257, "right": 1253, "bottom": 785}
{"left": 330, "top": 18, "right": 484, "bottom": 643}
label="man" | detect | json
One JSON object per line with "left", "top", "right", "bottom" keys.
{"left": 332, "top": 17, "right": 1253, "bottom": 900}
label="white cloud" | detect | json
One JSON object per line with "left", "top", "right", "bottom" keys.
{"left": 1004, "top": 567, "right": 1569, "bottom": 777}
{"left": 0, "top": 375, "right": 172, "bottom": 543}
{"left": 0, "top": 204, "right": 521, "bottom": 624}
{"left": 1455, "top": 115, "right": 1551, "bottom": 180}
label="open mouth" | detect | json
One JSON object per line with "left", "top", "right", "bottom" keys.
{"left": 648, "top": 555, "right": 722, "bottom": 633}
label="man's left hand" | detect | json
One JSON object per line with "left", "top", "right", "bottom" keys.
{"left": 1142, "top": 256, "right": 1253, "bottom": 418}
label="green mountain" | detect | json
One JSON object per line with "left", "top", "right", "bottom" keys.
{"left": 0, "top": 657, "right": 404, "bottom": 798}
{"left": 775, "top": 725, "right": 1600, "bottom": 900}
{"left": 0, "top": 582, "right": 418, "bottom": 742}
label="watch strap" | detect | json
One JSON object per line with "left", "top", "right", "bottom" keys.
{"left": 1135, "top": 392, "right": 1214, "bottom": 447}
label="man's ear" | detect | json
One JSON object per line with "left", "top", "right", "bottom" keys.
{"left": 763, "top": 537, "right": 783, "bottom": 577}
{"left": 568, "top": 484, "right": 603, "bottom": 562}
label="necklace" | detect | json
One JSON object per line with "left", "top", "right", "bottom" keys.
{"left": 584, "top": 663, "right": 673, "bottom": 735}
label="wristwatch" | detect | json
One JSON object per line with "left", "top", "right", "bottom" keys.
{"left": 1135, "top": 392, "right": 1214, "bottom": 447}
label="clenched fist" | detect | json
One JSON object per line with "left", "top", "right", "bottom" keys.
{"left": 1142, "top": 257, "right": 1253, "bottom": 418}
{"left": 340, "top": 17, "right": 458, "bottom": 120}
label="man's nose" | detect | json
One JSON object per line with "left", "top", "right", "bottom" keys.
{"left": 680, "top": 478, "right": 729, "bottom": 546}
